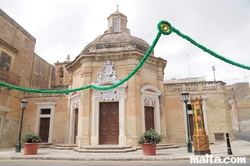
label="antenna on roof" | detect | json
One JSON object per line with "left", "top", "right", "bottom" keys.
{"left": 212, "top": 66, "right": 216, "bottom": 81}
{"left": 187, "top": 54, "right": 191, "bottom": 82}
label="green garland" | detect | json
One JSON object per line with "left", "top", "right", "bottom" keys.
{"left": 172, "top": 28, "right": 250, "bottom": 70}
{"left": 0, "top": 20, "right": 249, "bottom": 94}
{"left": 158, "top": 20, "right": 250, "bottom": 70}
{"left": 0, "top": 31, "right": 162, "bottom": 94}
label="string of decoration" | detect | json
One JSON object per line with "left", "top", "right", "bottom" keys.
{"left": 0, "top": 20, "right": 249, "bottom": 94}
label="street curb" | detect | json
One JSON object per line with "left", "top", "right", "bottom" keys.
{"left": 1, "top": 156, "right": 190, "bottom": 161}
{"left": 0, "top": 155, "right": 249, "bottom": 161}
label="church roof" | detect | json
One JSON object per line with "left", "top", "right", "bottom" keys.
{"left": 81, "top": 32, "right": 150, "bottom": 55}
{"left": 80, "top": 10, "right": 151, "bottom": 55}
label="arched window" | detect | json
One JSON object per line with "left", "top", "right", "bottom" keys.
{"left": 113, "top": 18, "right": 119, "bottom": 32}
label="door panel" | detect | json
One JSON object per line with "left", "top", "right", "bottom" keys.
{"left": 39, "top": 118, "right": 50, "bottom": 142}
{"left": 74, "top": 109, "right": 78, "bottom": 144}
{"left": 99, "top": 102, "right": 119, "bottom": 144}
{"left": 145, "top": 106, "right": 154, "bottom": 131}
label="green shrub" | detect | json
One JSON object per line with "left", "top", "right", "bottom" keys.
{"left": 22, "top": 133, "right": 42, "bottom": 143}
{"left": 138, "top": 128, "right": 162, "bottom": 144}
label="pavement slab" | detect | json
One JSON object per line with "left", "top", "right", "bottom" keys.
{"left": 0, "top": 140, "right": 249, "bottom": 161}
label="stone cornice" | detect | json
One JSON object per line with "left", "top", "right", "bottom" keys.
{"left": 0, "top": 39, "right": 19, "bottom": 53}
{"left": 66, "top": 52, "right": 167, "bottom": 70}
{"left": 0, "top": 9, "right": 36, "bottom": 43}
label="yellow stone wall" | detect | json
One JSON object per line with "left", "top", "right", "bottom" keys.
{"left": 0, "top": 9, "right": 69, "bottom": 147}
{"left": 67, "top": 52, "right": 167, "bottom": 147}
{"left": 21, "top": 96, "right": 69, "bottom": 144}
{"left": 0, "top": 9, "right": 35, "bottom": 147}
{"left": 164, "top": 82, "right": 234, "bottom": 144}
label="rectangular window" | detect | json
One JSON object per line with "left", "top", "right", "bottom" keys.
{"left": 41, "top": 109, "right": 51, "bottom": 114}
{"left": 113, "top": 18, "right": 119, "bottom": 32}
{"left": 214, "top": 133, "right": 224, "bottom": 141}
{"left": 0, "top": 51, "right": 12, "bottom": 70}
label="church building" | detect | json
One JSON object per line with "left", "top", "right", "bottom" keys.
{"left": 0, "top": 8, "right": 234, "bottom": 149}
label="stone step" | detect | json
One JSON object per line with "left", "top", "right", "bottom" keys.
{"left": 157, "top": 143, "right": 179, "bottom": 149}
{"left": 136, "top": 143, "right": 179, "bottom": 150}
{"left": 49, "top": 143, "right": 179, "bottom": 152}
{"left": 39, "top": 143, "right": 53, "bottom": 148}
{"left": 156, "top": 145, "right": 179, "bottom": 150}
{"left": 81, "top": 145, "right": 132, "bottom": 149}
{"left": 75, "top": 148, "right": 138, "bottom": 153}
{"left": 75, "top": 145, "right": 137, "bottom": 153}
{"left": 157, "top": 143, "right": 175, "bottom": 147}
{"left": 50, "top": 144, "right": 77, "bottom": 150}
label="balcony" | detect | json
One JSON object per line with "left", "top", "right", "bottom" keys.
{"left": 0, "top": 67, "right": 20, "bottom": 86}
{"left": 165, "top": 81, "right": 226, "bottom": 93}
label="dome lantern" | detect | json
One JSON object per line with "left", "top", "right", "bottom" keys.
{"left": 81, "top": 9, "right": 151, "bottom": 56}
{"left": 105, "top": 7, "right": 130, "bottom": 34}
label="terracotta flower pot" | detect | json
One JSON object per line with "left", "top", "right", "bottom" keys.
{"left": 142, "top": 143, "right": 156, "bottom": 155}
{"left": 24, "top": 143, "right": 39, "bottom": 155}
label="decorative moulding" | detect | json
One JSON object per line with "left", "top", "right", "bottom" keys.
{"left": 93, "top": 59, "right": 127, "bottom": 88}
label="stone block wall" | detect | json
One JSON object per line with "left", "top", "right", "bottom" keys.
{"left": 164, "top": 81, "right": 234, "bottom": 143}
{"left": 236, "top": 99, "right": 250, "bottom": 131}
{"left": 0, "top": 9, "right": 36, "bottom": 148}
{"left": 30, "top": 54, "right": 52, "bottom": 89}
{"left": 22, "top": 96, "right": 69, "bottom": 144}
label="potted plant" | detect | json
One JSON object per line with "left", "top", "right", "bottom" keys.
{"left": 138, "top": 128, "right": 162, "bottom": 155}
{"left": 22, "top": 133, "right": 42, "bottom": 155}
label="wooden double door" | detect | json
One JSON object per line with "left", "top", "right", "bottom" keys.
{"left": 99, "top": 102, "right": 119, "bottom": 144}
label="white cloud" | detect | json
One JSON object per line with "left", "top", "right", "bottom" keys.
{"left": 1, "top": 0, "right": 250, "bottom": 85}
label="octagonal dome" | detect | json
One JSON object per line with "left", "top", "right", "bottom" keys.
{"left": 81, "top": 10, "right": 152, "bottom": 56}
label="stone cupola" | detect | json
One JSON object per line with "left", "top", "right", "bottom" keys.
{"left": 77, "top": 9, "right": 151, "bottom": 56}
{"left": 105, "top": 8, "right": 130, "bottom": 34}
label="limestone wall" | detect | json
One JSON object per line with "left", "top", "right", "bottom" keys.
{"left": 164, "top": 81, "right": 234, "bottom": 144}
{"left": 66, "top": 52, "right": 167, "bottom": 147}
{"left": 0, "top": 9, "right": 36, "bottom": 148}
{"left": 226, "top": 82, "right": 249, "bottom": 100}
{"left": 22, "top": 96, "right": 69, "bottom": 144}
{"left": 236, "top": 99, "right": 250, "bottom": 131}
{"left": 0, "top": 9, "right": 35, "bottom": 89}
{"left": 0, "top": 9, "right": 63, "bottom": 148}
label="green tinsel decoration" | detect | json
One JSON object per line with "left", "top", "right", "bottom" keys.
{"left": 171, "top": 27, "right": 250, "bottom": 70}
{"left": 0, "top": 20, "right": 249, "bottom": 94}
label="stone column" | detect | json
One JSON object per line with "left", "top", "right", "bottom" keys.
{"left": 77, "top": 61, "right": 92, "bottom": 147}
{"left": 126, "top": 59, "right": 141, "bottom": 147}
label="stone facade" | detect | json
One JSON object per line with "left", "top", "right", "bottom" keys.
{"left": 227, "top": 82, "right": 250, "bottom": 131}
{"left": 0, "top": 8, "right": 236, "bottom": 148}
{"left": 164, "top": 80, "right": 234, "bottom": 143}
{"left": 0, "top": 9, "right": 68, "bottom": 148}
{"left": 0, "top": 8, "right": 35, "bottom": 148}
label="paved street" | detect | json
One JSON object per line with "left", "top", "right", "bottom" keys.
{"left": 0, "top": 140, "right": 249, "bottom": 165}
{"left": 0, "top": 160, "right": 249, "bottom": 166}
{"left": 234, "top": 132, "right": 250, "bottom": 142}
